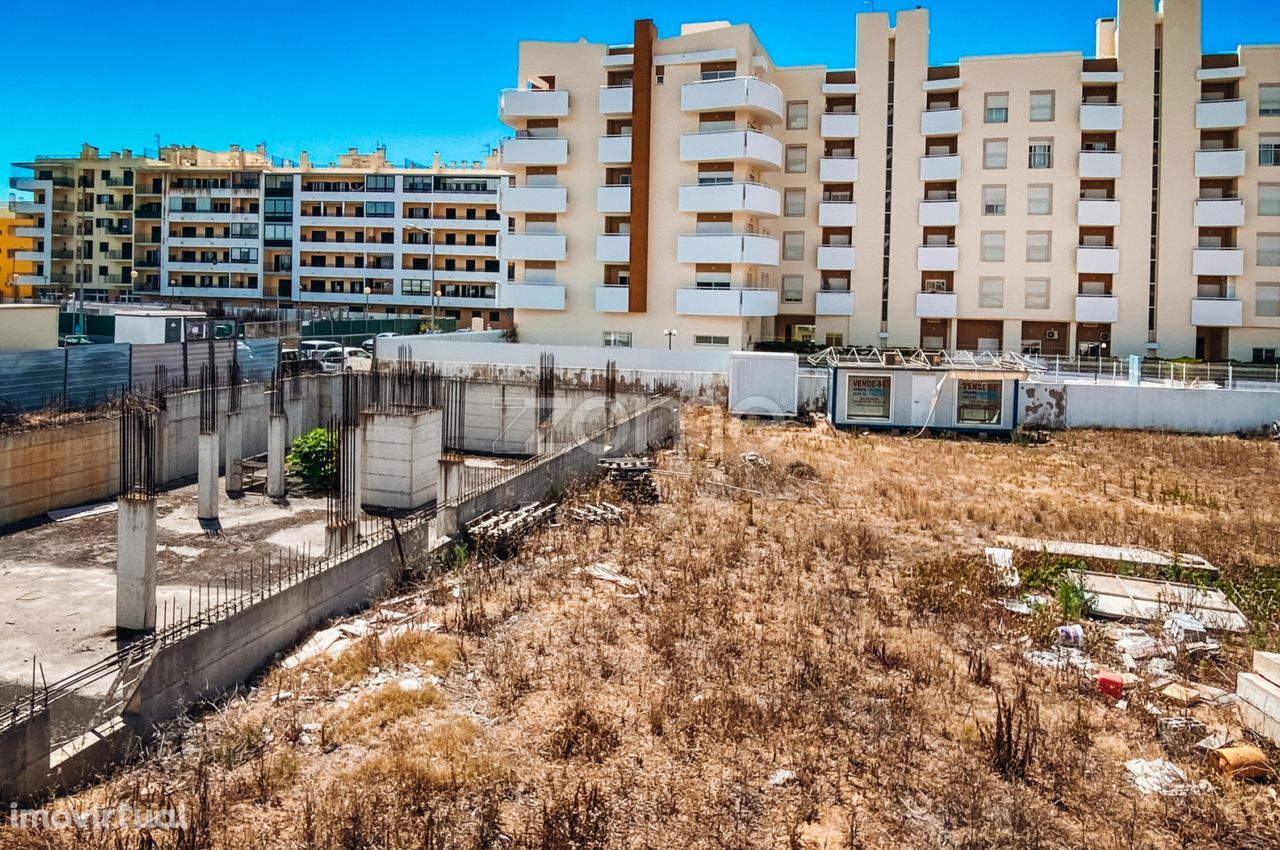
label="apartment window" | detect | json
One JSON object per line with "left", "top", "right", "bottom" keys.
{"left": 264, "top": 224, "right": 292, "bottom": 242}
{"left": 602, "top": 331, "right": 632, "bottom": 348}
{"left": 981, "top": 231, "right": 1005, "bottom": 262}
{"left": 1254, "top": 347, "right": 1279, "bottom": 364}
{"left": 1026, "top": 232, "right": 1051, "bottom": 262}
{"left": 983, "top": 139, "right": 1008, "bottom": 169}
{"left": 367, "top": 201, "right": 394, "bottom": 217}
{"left": 1260, "top": 234, "right": 1280, "bottom": 266}
{"left": 783, "top": 232, "right": 805, "bottom": 261}
{"left": 985, "top": 92, "right": 1009, "bottom": 123}
{"left": 1261, "top": 135, "right": 1280, "bottom": 167}
{"left": 979, "top": 277, "right": 1004, "bottom": 308}
{"left": 1260, "top": 84, "right": 1280, "bottom": 117}
{"left": 1257, "top": 283, "right": 1280, "bottom": 317}
{"left": 782, "top": 275, "right": 804, "bottom": 303}
{"left": 982, "top": 185, "right": 1007, "bottom": 215}
{"left": 1028, "top": 140, "right": 1053, "bottom": 169}
{"left": 1027, "top": 185, "right": 1052, "bottom": 215}
{"left": 785, "top": 145, "right": 808, "bottom": 173}
{"left": 402, "top": 278, "right": 430, "bottom": 295}
{"left": 1261, "top": 185, "right": 1280, "bottom": 216}
{"left": 786, "top": 101, "right": 809, "bottom": 130}
{"left": 264, "top": 198, "right": 292, "bottom": 216}
{"left": 784, "top": 188, "right": 806, "bottom": 217}
{"left": 1024, "top": 278, "right": 1050, "bottom": 309}
{"left": 695, "top": 335, "right": 730, "bottom": 346}
{"left": 1030, "top": 91, "right": 1055, "bottom": 121}
{"left": 366, "top": 175, "right": 395, "bottom": 192}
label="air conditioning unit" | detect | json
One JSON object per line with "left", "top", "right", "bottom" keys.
{"left": 1099, "top": 331, "right": 1111, "bottom": 342}
{"left": 1045, "top": 328, "right": 1060, "bottom": 340}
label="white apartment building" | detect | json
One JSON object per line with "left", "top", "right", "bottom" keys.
{"left": 496, "top": 0, "right": 1280, "bottom": 361}
{"left": 12, "top": 145, "right": 513, "bottom": 329}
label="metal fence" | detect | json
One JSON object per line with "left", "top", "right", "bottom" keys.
{"left": 0, "top": 339, "right": 279, "bottom": 417}
{"left": 1037, "top": 355, "right": 1280, "bottom": 387}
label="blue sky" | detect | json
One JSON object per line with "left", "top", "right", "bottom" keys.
{"left": 2, "top": 0, "right": 1275, "bottom": 178}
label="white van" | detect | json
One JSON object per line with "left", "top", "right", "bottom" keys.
{"left": 298, "top": 340, "right": 341, "bottom": 360}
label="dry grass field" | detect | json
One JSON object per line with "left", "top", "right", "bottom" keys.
{"left": 4, "top": 407, "right": 1280, "bottom": 850}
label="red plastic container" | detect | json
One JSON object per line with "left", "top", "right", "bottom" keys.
{"left": 1098, "top": 670, "right": 1124, "bottom": 699}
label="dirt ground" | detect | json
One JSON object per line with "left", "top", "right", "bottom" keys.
{"left": 4, "top": 408, "right": 1280, "bottom": 850}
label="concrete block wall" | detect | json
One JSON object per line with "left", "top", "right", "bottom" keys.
{"left": 363, "top": 410, "right": 442, "bottom": 510}
{"left": 0, "top": 710, "right": 51, "bottom": 803}
{"left": 0, "top": 419, "right": 118, "bottom": 527}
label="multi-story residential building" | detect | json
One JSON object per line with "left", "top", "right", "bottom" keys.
{"left": 0, "top": 209, "right": 37, "bottom": 302}
{"left": 12, "top": 145, "right": 513, "bottom": 329}
{"left": 496, "top": 0, "right": 1280, "bottom": 361}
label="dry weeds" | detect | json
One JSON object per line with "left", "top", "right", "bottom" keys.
{"left": 4, "top": 407, "right": 1280, "bottom": 850}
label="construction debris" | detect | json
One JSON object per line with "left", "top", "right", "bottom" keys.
{"left": 466, "top": 501, "right": 557, "bottom": 557}
{"left": 1236, "top": 651, "right": 1280, "bottom": 747}
{"left": 1207, "top": 745, "right": 1271, "bottom": 780}
{"left": 985, "top": 547, "right": 1020, "bottom": 589}
{"left": 1125, "top": 758, "right": 1213, "bottom": 796}
{"left": 1069, "top": 570, "right": 1248, "bottom": 632}
{"left": 599, "top": 456, "right": 658, "bottom": 503}
{"left": 998, "top": 535, "right": 1218, "bottom": 574}
{"left": 566, "top": 502, "right": 626, "bottom": 525}
{"left": 575, "top": 562, "right": 643, "bottom": 596}
{"left": 1156, "top": 716, "right": 1209, "bottom": 754}
{"left": 1161, "top": 683, "right": 1202, "bottom": 707}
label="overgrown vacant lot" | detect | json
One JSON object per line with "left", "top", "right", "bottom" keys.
{"left": 7, "top": 409, "right": 1280, "bottom": 849}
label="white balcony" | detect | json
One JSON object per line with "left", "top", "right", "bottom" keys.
{"left": 676, "top": 286, "right": 778, "bottom": 317}
{"left": 504, "top": 232, "right": 567, "bottom": 261}
{"left": 919, "top": 154, "right": 961, "bottom": 181}
{"left": 599, "top": 85, "right": 633, "bottom": 114}
{"left": 10, "top": 200, "right": 47, "bottom": 215}
{"left": 1194, "top": 198, "right": 1246, "bottom": 227}
{"left": 920, "top": 108, "right": 962, "bottom": 136}
{"left": 1075, "top": 295, "right": 1119, "bottom": 323}
{"left": 816, "top": 245, "right": 856, "bottom": 270}
{"left": 500, "top": 282, "right": 566, "bottom": 310}
{"left": 1077, "top": 198, "right": 1121, "bottom": 226}
{"left": 915, "top": 291, "right": 958, "bottom": 318}
{"left": 10, "top": 179, "right": 47, "bottom": 193}
{"left": 918, "top": 200, "right": 959, "bottom": 226}
{"left": 1192, "top": 247, "right": 1244, "bottom": 277}
{"left": 14, "top": 225, "right": 47, "bottom": 238}
{"left": 679, "top": 129, "right": 783, "bottom": 170}
{"left": 596, "top": 285, "right": 630, "bottom": 312}
{"left": 15, "top": 274, "right": 48, "bottom": 286}
{"left": 436, "top": 243, "right": 499, "bottom": 259}
{"left": 502, "top": 184, "right": 567, "bottom": 213}
{"left": 596, "top": 234, "right": 630, "bottom": 263}
{"left": 1190, "top": 297, "right": 1243, "bottom": 327}
{"left": 678, "top": 182, "right": 780, "bottom": 216}
{"left": 431, "top": 269, "right": 503, "bottom": 284}
{"left": 818, "top": 201, "right": 857, "bottom": 227}
{"left": 1079, "top": 102, "right": 1123, "bottom": 130}
{"left": 820, "top": 113, "right": 861, "bottom": 138}
{"left": 499, "top": 88, "right": 570, "bottom": 124}
{"left": 815, "top": 290, "right": 855, "bottom": 316}
{"left": 1077, "top": 246, "right": 1121, "bottom": 274}
{"left": 680, "top": 76, "right": 784, "bottom": 122}
{"left": 1078, "top": 150, "right": 1122, "bottom": 178}
{"left": 1194, "top": 148, "right": 1246, "bottom": 178}
{"left": 499, "top": 136, "right": 569, "bottom": 166}
{"left": 597, "top": 185, "right": 631, "bottom": 213}
{"left": 1195, "top": 99, "right": 1247, "bottom": 129}
{"left": 1196, "top": 65, "right": 1247, "bottom": 81}
{"left": 15, "top": 250, "right": 46, "bottom": 263}
{"left": 598, "top": 135, "right": 632, "bottom": 163}
{"left": 917, "top": 245, "right": 959, "bottom": 271}
{"left": 818, "top": 157, "right": 859, "bottom": 182}
{"left": 677, "top": 233, "right": 779, "bottom": 266}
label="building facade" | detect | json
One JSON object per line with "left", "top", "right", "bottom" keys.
{"left": 496, "top": 0, "right": 1280, "bottom": 361}
{"left": 11, "top": 146, "right": 512, "bottom": 329}
{"left": 0, "top": 209, "right": 36, "bottom": 302}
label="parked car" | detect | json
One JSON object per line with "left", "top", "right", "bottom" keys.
{"left": 280, "top": 348, "right": 324, "bottom": 377}
{"left": 361, "top": 332, "right": 401, "bottom": 353}
{"left": 60, "top": 335, "right": 93, "bottom": 346}
{"left": 319, "top": 346, "right": 373, "bottom": 373}
{"left": 299, "top": 340, "right": 342, "bottom": 360}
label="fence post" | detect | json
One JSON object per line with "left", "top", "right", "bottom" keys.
{"left": 62, "top": 345, "right": 70, "bottom": 406}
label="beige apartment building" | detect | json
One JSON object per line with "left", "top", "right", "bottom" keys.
{"left": 496, "top": 0, "right": 1280, "bottom": 361}
{"left": 12, "top": 145, "right": 512, "bottom": 329}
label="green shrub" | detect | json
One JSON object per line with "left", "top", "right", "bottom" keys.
{"left": 287, "top": 427, "right": 336, "bottom": 491}
{"left": 1053, "top": 574, "right": 1095, "bottom": 620}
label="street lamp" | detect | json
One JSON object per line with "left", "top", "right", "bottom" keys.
{"left": 432, "top": 288, "right": 441, "bottom": 334}
{"left": 663, "top": 328, "right": 677, "bottom": 350}
{"left": 129, "top": 269, "right": 138, "bottom": 303}
{"left": 363, "top": 285, "right": 372, "bottom": 340}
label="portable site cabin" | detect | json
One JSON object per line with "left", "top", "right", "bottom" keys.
{"left": 823, "top": 349, "right": 1038, "bottom": 434}
{"left": 113, "top": 310, "right": 212, "bottom": 345}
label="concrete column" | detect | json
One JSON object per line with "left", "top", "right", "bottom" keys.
{"left": 267, "top": 414, "right": 288, "bottom": 498}
{"left": 364, "top": 411, "right": 442, "bottom": 510}
{"left": 197, "top": 432, "right": 220, "bottom": 520}
{"left": 116, "top": 496, "right": 157, "bottom": 633}
{"left": 224, "top": 412, "right": 244, "bottom": 495}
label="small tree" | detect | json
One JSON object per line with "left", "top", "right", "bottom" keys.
{"left": 287, "top": 427, "right": 336, "bottom": 491}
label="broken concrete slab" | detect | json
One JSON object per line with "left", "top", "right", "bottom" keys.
{"left": 1069, "top": 570, "right": 1248, "bottom": 632}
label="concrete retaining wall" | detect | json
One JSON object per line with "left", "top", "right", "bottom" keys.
{"left": 1020, "top": 380, "right": 1280, "bottom": 434}
{"left": 0, "top": 710, "right": 51, "bottom": 802}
